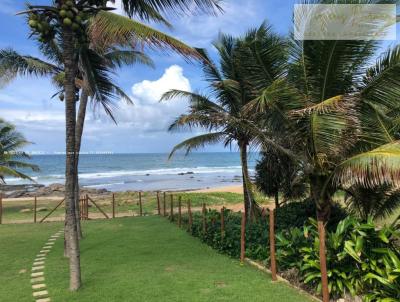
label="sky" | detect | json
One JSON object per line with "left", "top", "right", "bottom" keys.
{"left": 0, "top": 0, "right": 396, "bottom": 154}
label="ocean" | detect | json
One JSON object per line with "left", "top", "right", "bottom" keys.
{"left": 6, "top": 153, "right": 259, "bottom": 191}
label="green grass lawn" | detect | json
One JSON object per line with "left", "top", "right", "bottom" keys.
{"left": 1, "top": 216, "right": 313, "bottom": 301}
{"left": 0, "top": 222, "right": 62, "bottom": 301}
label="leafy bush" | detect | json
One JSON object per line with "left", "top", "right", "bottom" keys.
{"left": 275, "top": 217, "right": 400, "bottom": 301}
{"left": 174, "top": 202, "right": 399, "bottom": 301}
{"left": 275, "top": 198, "right": 347, "bottom": 232}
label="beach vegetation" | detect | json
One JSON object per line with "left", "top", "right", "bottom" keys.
{"left": 14, "top": 0, "right": 222, "bottom": 291}
{"left": 163, "top": 23, "right": 288, "bottom": 220}
{"left": 0, "top": 119, "right": 39, "bottom": 183}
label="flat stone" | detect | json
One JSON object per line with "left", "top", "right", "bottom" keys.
{"left": 40, "top": 250, "right": 49, "bottom": 254}
{"left": 32, "top": 290, "right": 48, "bottom": 297}
{"left": 31, "top": 272, "right": 44, "bottom": 277}
{"left": 43, "top": 246, "right": 52, "bottom": 250}
{"left": 48, "top": 238, "right": 56, "bottom": 241}
{"left": 32, "top": 266, "right": 45, "bottom": 271}
{"left": 45, "top": 242, "right": 55, "bottom": 245}
{"left": 35, "top": 257, "right": 46, "bottom": 261}
{"left": 32, "top": 283, "right": 46, "bottom": 290}
{"left": 37, "top": 254, "right": 46, "bottom": 258}
{"left": 36, "top": 298, "right": 51, "bottom": 302}
{"left": 33, "top": 261, "right": 45, "bottom": 266}
{"left": 31, "top": 277, "right": 45, "bottom": 283}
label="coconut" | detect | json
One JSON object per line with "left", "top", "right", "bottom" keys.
{"left": 66, "top": 10, "right": 74, "bottom": 19}
{"left": 59, "top": 10, "right": 67, "bottom": 18}
{"left": 66, "top": 1, "right": 74, "bottom": 7}
{"left": 63, "top": 18, "right": 72, "bottom": 26}
{"left": 71, "top": 22, "right": 80, "bottom": 31}
{"left": 29, "top": 20, "right": 38, "bottom": 28}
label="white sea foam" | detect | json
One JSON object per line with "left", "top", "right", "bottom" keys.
{"left": 72, "top": 166, "right": 245, "bottom": 180}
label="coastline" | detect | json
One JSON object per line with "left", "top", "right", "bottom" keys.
{"left": 189, "top": 185, "right": 243, "bottom": 194}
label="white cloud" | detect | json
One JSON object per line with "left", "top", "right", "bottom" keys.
{"left": 110, "top": 65, "right": 191, "bottom": 132}
{"left": 107, "top": 0, "right": 125, "bottom": 16}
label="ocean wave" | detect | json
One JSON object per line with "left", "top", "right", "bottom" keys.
{"left": 4, "top": 166, "right": 253, "bottom": 184}
{"left": 74, "top": 166, "right": 245, "bottom": 179}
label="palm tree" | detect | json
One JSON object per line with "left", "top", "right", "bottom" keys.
{"left": 0, "top": 119, "right": 39, "bottom": 183}
{"left": 255, "top": 147, "right": 307, "bottom": 208}
{"left": 0, "top": 45, "right": 148, "bottom": 240}
{"left": 20, "top": 0, "right": 222, "bottom": 291}
{"left": 162, "top": 24, "right": 288, "bottom": 219}
{"left": 245, "top": 24, "right": 400, "bottom": 223}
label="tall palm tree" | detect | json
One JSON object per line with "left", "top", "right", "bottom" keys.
{"left": 247, "top": 25, "right": 400, "bottom": 223}
{"left": 162, "top": 24, "right": 288, "bottom": 219}
{"left": 0, "top": 45, "right": 148, "bottom": 239}
{"left": 0, "top": 119, "right": 39, "bottom": 183}
{"left": 20, "top": 0, "right": 222, "bottom": 291}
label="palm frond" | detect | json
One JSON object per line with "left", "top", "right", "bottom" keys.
{"left": 168, "top": 112, "right": 224, "bottom": 132}
{"left": 104, "top": 49, "right": 154, "bottom": 69}
{"left": 168, "top": 132, "right": 225, "bottom": 159}
{"left": 161, "top": 89, "right": 226, "bottom": 113}
{"left": 120, "top": 0, "right": 222, "bottom": 19}
{"left": 362, "top": 44, "right": 400, "bottom": 110}
{"left": 334, "top": 141, "right": 400, "bottom": 188}
{"left": 89, "top": 11, "right": 203, "bottom": 61}
{"left": 79, "top": 47, "right": 118, "bottom": 122}
{"left": 0, "top": 166, "right": 36, "bottom": 183}
{"left": 0, "top": 48, "right": 59, "bottom": 86}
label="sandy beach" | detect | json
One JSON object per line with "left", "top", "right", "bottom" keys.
{"left": 190, "top": 185, "right": 243, "bottom": 194}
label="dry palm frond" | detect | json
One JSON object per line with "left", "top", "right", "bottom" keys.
{"left": 334, "top": 141, "right": 400, "bottom": 189}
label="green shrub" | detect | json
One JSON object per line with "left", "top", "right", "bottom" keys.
{"left": 275, "top": 198, "right": 347, "bottom": 232}
{"left": 275, "top": 216, "right": 400, "bottom": 301}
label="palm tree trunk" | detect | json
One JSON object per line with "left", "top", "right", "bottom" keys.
{"left": 74, "top": 89, "right": 89, "bottom": 239}
{"left": 274, "top": 191, "right": 280, "bottom": 208}
{"left": 239, "top": 142, "right": 255, "bottom": 220}
{"left": 62, "top": 6, "right": 81, "bottom": 290}
{"left": 309, "top": 173, "right": 332, "bottom": 302}
{"left": 309, "top": 174, "right": 332, "bottom": 222}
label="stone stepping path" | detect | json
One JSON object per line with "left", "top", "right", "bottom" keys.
{"left": 30, "top": 229, "right": 63, "bottom": 302}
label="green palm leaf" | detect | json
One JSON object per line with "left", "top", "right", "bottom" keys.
{"left": 168, "top": 132, "right": 226, "bottom": 159}
{"left": 0, "top": 48, "right": 59, "bottom": 86}
{"left": 120, "top": 0, "right": 222, "bottom": 20}
{"left": 89, "top": 11, "right": 203, "bottom": 61}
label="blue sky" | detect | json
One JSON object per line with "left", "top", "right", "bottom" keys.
{"left": 0, "top": 1, "right": 396, "bottom": 153}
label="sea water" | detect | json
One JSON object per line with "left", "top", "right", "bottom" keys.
{"left": 6, "top": 153, "right": 259, "bottom": 191}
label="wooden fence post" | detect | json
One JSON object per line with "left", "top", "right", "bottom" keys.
{"left": 0, "top": 194, "right": 3, "bottom": 225}
{"left": 156, "top": 191, "right": 161, "bottom": 215}
{"left": 163, "top": 192, "right": 166, "bottom": 217}
{"left": 220, "top": 207, "right": 225, "bottom": 239}
{"left": 86, "top": 194, "right": 89, "bottom": 219}
{"left": 34, "top": 196, "right": 37, "bottom": 223}
{"left": 178, "top": 196, "right": 182, "bottom": 227}
{"left": 188, "top": 200, "right": 192, "bottom": 231}
{"left": 202, "top": 203, "right": 207, "bottom": 234}
{"left": 139, "top": 191, "right": 143, "bottom": 216}
{"left": 170, "top": 194, "right": 174, "bottom": 221}
{"left": 79, "top": 198, "right": 82, "bottom": 220}
{"left": 112, "top": 193, "right": 116, "bottom": 219}
{"left": 318, "top": 220, "right": 330, "bottom": 302}
{"left": 269, "top": 208, "right": 277, "bottom": 281}
{"left": 240, "top": 211, "right": 246, "bottom": 264}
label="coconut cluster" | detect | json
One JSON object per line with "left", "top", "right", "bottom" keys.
{"left": 28, "top": 1, "right": 91, "bottom": 43}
